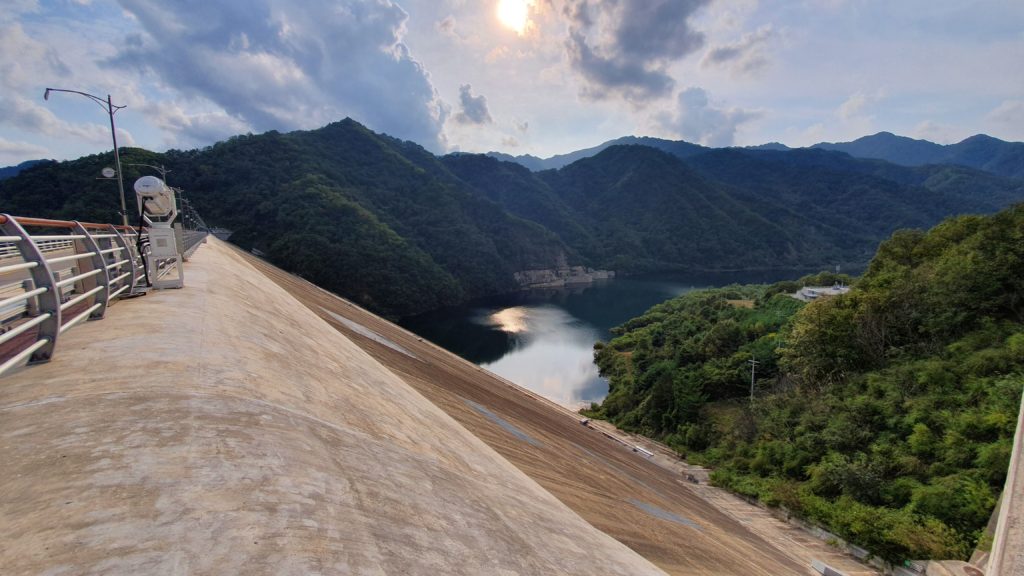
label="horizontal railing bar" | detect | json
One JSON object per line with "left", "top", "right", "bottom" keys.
{"left": 0, "top": 215, "right": 140, "bottom": 232}
{"left": 0, "top": 287, "right": 47, "bottom": 311}
{"left": 105, "top": 258, "right": 129, "bottom": 270}
{"left": 99, "top": 247, "right": 124, "bottom": 255}
{"left": 0, "top": 261, "right": 39, "bottom": 275}
{"left": 59, "top": 303, "right": 102, "bottom": 334}
{"left": 0, "top": 236, "right": 21, "bottom": 243}
{"left": 0, "top": 313, "right": 52, "bottom": 347}
{"left": 108, "top": 284, "right": 130, "bottom": 299}
{"left": 54, "top": 268, "right": 103, "bottom": 289}
{"left": 89, "top": 234, "right": 118, "bottom": 239}
{"left": 59, "top": 286, "right": 103, "bottom": 311}
{"left": 46, "top": 252, "right": 98, "bottom": 265}
{"left": 31, "top": 235, "right": 87, "bottom": 241}
{"left": 0, "top": 338, "right": 49, "bottom": 377}
{"left": 109, "top": 272, "right": 130, "bottom": 285}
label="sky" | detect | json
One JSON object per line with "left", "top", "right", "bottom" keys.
{"left": 1, "top": 0, "right": 1022, "bottom": 166}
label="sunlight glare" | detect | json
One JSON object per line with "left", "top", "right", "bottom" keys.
{"left": 490, "top": 307, "right": 529, "bottom": 333}
{"left": 497, "top": 0, "right": 531, "bottom": 35}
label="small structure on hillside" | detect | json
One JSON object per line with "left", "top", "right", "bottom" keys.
{"left": 791, "top": 283, "right": 850, "bottom": 302}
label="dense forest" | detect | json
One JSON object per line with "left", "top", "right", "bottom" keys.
{"left": 585, "top": 205, "right": 1024, "bottom": 562}
{"left": 2, "top": 118, "right": 1022, "bottom": 317}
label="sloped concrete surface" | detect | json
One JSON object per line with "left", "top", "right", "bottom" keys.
{"left": 0, "top": 239, "right": 666, "bottom": 576}
{"left": 243, "top": 248, "right": 821, "bottom": 575}
{"left": 988, "top": 379, "right": 1024, "bottom": 576}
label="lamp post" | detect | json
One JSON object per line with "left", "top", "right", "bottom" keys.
{"left": 748, "top": 356, "right": 759, "bottom": 404}
{"left": 126, "top": 163, "right": 170, "bottom": 185}
{"left": 43, "top": 88, "right": 129, "bottom": 227}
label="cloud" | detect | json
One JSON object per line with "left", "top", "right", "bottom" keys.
{"left": 486, "top": 45, "right": 510, "bottom": 63}
{"left": 436, "top": 15, "right": 457, "bottom": 37}
{"left": 0, "top": 0, "right": 39, "bottom": 23}
{"left": 657, "top": 87, "right": 759, "bottom": 146}
{"left": 563, "top": 0, "right": 710, "bottom": 102}
{"left": 0, "top": 24, "right": 131, "bottom": 147}
{"left": 501, "top": 136, "right": 520, "bottom": 147}
{"left": 0, "top": 23, "right": 70, "bottom": 88}
{"left": 838, "top": 89, "right": 884, "bottom": 121}
{"left": 108, "top": 0, "right": 449, "bottom": 151}
{"left": 0, "top": 137, "right": 50, "bottom": 165}
{"left": 911, "top": 120, "right": 960, "bottom": 144}
{"left": 454, "top": 84, "right": 493, "bottom": 124}
{"left": 700, "top": 25, "right": 774, "bottom": 74}
{"left": 141, "top": 100, "right": 252, "bottom": 147}
{"left": 987, "top": 99, "right": 1024, "bottom": 128}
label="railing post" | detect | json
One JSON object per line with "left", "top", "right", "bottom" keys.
{"left": 106, "top": 224, "right": 138, "bottom": 295}
{"left": 0, "top": 214, "right": 61, "bottom": 363}
{"left": 72, "top": 222, "right": 109, "bottom": 320}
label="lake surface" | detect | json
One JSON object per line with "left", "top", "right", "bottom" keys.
{"left": 400, "top": 270, "right": 810, "bottom": 409}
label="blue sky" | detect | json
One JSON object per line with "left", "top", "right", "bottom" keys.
{"left": 1, "top": 0, "right": 1022, "bottom": 165}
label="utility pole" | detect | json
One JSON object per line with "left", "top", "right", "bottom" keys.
{"left": 748, "top": 356, "right": 759, "bottom": 403}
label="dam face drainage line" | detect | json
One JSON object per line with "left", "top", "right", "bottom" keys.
{"left": 464, "top": 398, "right": 542, "bottom": 448}
{"left": 629, "top": 498, "right": 703, "bottom": 532}
{"left": 319, "top": 306, "right": 419, "bottom": 360}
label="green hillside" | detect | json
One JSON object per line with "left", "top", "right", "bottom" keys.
{"left": 585, "top": 204, "right": 1024, "bottom": 562}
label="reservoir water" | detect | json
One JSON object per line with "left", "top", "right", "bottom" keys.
{"left": 400, "top": 270, "right": 810, "bottom": 409}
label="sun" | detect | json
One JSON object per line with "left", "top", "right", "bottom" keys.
{"left": 497, "top": 0, "right": 531, "bottom": 35}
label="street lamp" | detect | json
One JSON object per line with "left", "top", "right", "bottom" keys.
{"left": 43, "top": 88, "right": 129, "bottom": 227}
{"left": 126, "top": 162, "right": 170, "bottom": 185}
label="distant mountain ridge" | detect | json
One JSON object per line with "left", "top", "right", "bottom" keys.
{"left": 489, "top": 132, "right": 1024, "bottom": 180}
{"left": 812, "top": 132, "right": 1024, "bottom": 179}
{"left": 0, "top": 159, "right": 52, "bottom": 180}
{"left": 488, "top": 136, "right": 707, "bottom": 171}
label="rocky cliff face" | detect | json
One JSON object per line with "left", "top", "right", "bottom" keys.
{"left": 513, "top": 266, "right": 615, "bottom": 289}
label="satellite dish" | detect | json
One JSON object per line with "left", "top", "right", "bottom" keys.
{"left": 101, "top": 167, "right": 116, "bottom": 178}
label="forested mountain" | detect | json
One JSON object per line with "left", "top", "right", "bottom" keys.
{"left": 0, "top": 119, "right": 574, "bottom": 317}
{"left": 812, "top": 132, "right": 1024, "bottom": 179}
{"left": 449, "top": 144, "right": 1024, "bottom": 273}
{"left": 586, "top": 204, "right": 1024, "bottom": 563}
{"left": 2, "top": 119, "right": 1022, "bottom": 318}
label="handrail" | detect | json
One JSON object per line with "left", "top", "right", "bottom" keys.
{"left": 0, "top": 211, "right": 208, "bottom": 376}
{"left": 0, "top": 214, "right": 140, "bottom": 233}
{"left": 0, "top": 213, "right": 150, "bottom": 377}
{"left": 0, "top": 215, "right": 61, "bottom": 368}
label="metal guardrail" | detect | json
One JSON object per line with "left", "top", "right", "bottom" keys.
{"left": 0, "top": 214, "right": 153, "bottom": 377}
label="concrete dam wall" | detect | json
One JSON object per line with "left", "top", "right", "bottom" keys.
{"left": 0, "top": 239, "right": 664, "bottom": 575}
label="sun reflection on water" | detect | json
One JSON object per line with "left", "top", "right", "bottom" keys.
{"left": 488, "top": 306, "right": 530, "bottom": 333}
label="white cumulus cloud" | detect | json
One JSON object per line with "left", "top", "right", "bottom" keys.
{"left": 109, "top": 0, "right": 450, "bottom": 151}
{"left": 657, "top": 87, "right": 760, "bottom": 146}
